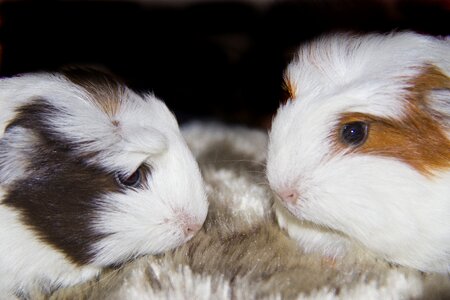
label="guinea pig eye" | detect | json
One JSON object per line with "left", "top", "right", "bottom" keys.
{"left": 340, "top": 121, "right": 369, "bottom": 146}
{"left": 115, "top": 168, "right": 142, "bottom": 188}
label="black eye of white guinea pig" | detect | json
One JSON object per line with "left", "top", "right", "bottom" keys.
{"left": 340, "top": 121, "right": 369, "bottom": 146}
{"left": 115, "top": 165, "right": 148, "bottom": 188}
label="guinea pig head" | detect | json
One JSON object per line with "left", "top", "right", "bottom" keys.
{"left": 267, "top": 32, "right": 450, "bottom": 271}
{"left": 0, "top": 68, "right": 208, "bottom": 267}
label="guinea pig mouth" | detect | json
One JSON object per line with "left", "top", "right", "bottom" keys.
{"left": 276, "top": 199, "right": 348, "bottom": 239}
{"left": 299, "top": 219, "right": 348, "bottom": 238}
{"left": 274, "top": 193, "right": 302, "bottom": 217}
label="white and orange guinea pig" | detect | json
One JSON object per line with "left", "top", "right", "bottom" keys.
{"left": 0, "top": 67, "right": 208, "bottom": 296}
{"left": 267, "top": 32, "right": 450, "bottom": 273}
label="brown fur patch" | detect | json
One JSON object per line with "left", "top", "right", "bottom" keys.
{"left": 62, "top": 66, "right": 123, "bottom": 118}
{"left": 281, "top": 74, "right": 297, "bottom": 103}
{"left": 334, "top": 66, "right": 450, "bottom": 176}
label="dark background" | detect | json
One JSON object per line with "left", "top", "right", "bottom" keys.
{"left": 1, "top": 0, "right": 449, "bottom": 128}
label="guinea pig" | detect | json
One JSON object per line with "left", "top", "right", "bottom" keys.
{"left": 267, "top": 32, "right": 450, "bottom": 273}
{"left": 0, "top": 67, "right": 208, "bottom": 296}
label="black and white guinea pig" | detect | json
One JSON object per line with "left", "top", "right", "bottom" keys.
{"left": 267, "top": 32, "right": 450, "bottom": 273}
{"left": 0, "top": 67, "right": 208, "bottom": 296}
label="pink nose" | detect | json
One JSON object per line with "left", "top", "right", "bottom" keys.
{"left": 183, "top": 223, "right": 202, "bottom": 238}
{"left": 277, "top": 189, "right": 299, "bottom": 204}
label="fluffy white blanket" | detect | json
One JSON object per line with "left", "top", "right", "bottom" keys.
{"left": 36, "top": 122, "right": 450, "bottom": 300}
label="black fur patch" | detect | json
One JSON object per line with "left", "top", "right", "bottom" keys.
{"left": 2, "top": 101, "right": 122, "bottom": 265}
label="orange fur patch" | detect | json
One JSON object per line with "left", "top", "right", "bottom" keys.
{"left": 334, "top": 66, "right": 450, "bottom": 176}
{"left": 281, "top": 75, "right": 297, "bottom": 103}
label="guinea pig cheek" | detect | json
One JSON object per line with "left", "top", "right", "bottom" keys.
{"left": 90, "top": 190, "right": 191, "bottom": 263}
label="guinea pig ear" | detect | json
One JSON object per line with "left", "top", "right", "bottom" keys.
{"left": 412, "top": 65, "right": 450, "bottom": 121}
{"left": 0, "top": 126, "right": 38, "bottom": 185}
{"left": 427, "top": 87, "right": 450, "bottom": 123}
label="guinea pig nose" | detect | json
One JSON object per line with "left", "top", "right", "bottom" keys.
{"left": 277, "top": 189, "right": 299, "bottom": 205}
{"left": 176, "top": 211, "right": 203, "bottom": 238}
{"left": 183, "top": 223, "right": 202, "bottom": 238}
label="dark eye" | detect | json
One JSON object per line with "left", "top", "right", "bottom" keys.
{"left": 340, "top": 121, "right": 369, "bottom": 146}
{"left": 116, "top": 168, "right": 142, "bottom": 188}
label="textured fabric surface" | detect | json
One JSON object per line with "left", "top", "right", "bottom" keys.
{"left": 35, "top": 122, "right": 450, "bottom": 300}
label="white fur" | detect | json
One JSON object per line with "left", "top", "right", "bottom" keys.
{"left": 0, "top": 72, "right": 208, "bottom": 296}
{"left": 115, "top": 260, "right": 424, "bottom": 300}
{"left": 0, "top": 127, "right": 38, "bottom": 185}
{"left": 267, "top": 32, "right": 450, "bottom": 273}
